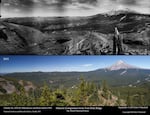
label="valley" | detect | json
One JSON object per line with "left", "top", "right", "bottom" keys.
{"left": 2, "top": 60, "right": 150, "bottom": 87}
{"left": 0, "top": 11, "right": 150, "bottom": 55}
{"left": 0, "top": 60, "right": 150, "bottom": 106}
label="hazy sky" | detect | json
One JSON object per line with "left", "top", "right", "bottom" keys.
{"left": 1, "top": 0, "right": 150, "bottom": 18}
{"left": 0, "top": 56, "right": 150, "bottom": 73}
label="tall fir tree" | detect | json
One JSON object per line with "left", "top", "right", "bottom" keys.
{"left": 39, "top": 84, "right": 52, "bottom": 106}
{"left": 126, "top": 91, "right": 132, "bottom": 106}
{"left": 139, "top": 93, "right": 145, "bottom": 106}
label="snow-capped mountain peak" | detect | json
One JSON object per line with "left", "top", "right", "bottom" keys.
{"left": 107, "top": 60, "right": 138, "bottom": 71}
{"left": 116, "top": 60, "right": 125, "bottom": 65}
{"left": 106, "top": 8, "right": 137, "bottom": 16}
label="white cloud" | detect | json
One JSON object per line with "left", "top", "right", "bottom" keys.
{"left": 31, "top": 64, "right": 94, "bottom": 72}
{"left": 2, "top": 0, "right": 150, "bottom": 18}
{"left": 4, "top": 3, "right": 10, "bottom": 6}
{"left": 81, "top": 64, "right": 93, "bottom": 67}
{"left": 66, "top": 2, "right": 95, "bottom": 10}
{"left": 14, "top": 9, "right": 20, "bottom": 12}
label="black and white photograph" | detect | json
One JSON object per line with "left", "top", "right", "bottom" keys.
{"left": 0, "top": 0, "right": 150, "bottom": 55}
{"left": 0, "top": 0, "right": 150, "bottom": 114}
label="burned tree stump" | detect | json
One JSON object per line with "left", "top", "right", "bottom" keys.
{"left": 0, "top": 30, "right": 8, "bottom": 41}
{"left": 113, "top": 34, "right": 117, "bottom": 54}
{"left": 113, "top": 27, "right": 123, "bottom": 55}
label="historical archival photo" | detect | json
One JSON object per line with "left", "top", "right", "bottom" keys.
{"left": 0, "top": 0, "right": 150, "bottom": 55}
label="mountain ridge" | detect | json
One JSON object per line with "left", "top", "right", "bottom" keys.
{"left": 1, "top": 10, "right": 150, "bottom": 55}
{"left": 105, "top": 9, "right": 139, "bottom": 16}
{"left": 1, "top": 60, "right": 150, "bottom": 87}
{"left": 106, "top": 60, "right": 140, "bottom": 71}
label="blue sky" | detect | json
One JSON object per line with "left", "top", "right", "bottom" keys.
{"left": 0, "top": 56, "right": 150, "bottom": 73}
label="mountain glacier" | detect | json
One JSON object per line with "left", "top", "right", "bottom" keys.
{"left": 107, "top": 60, "right": 139, "bottom": 71}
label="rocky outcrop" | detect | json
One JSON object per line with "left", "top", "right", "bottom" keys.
{"left": 0, "top": 12, "right": 150, "bottom": 55}
{"left": 0, "top": 77, "right": 36, "bottom": 95}
{"left": 0, "top": 22, "right": 48, "bottom": 54}
{"left": 0, "top": 78, "right": 16, "bottom": 94}
{"left": 18, "top": 80, "right": 36, "bottom": 92}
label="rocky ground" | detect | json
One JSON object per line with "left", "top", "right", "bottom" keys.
{"left": 0, "top": 77, "right": 36, "bottom": 95}
{"left": 0, "top": 11, "right": 150, "bottom": 55}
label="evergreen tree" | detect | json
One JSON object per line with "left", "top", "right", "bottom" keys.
{"left": 28, "top": 89, "right": 37, "bottom": 106}
{"left": 139, "top": 94, "right": 145, "bottom": 106}
{"left": 11, "top": 92, "right": 19, "bottom": 106}
{"left": 11, "top": 87, "right": 28, "bottom": 106}
{"left": 19, "top": 87, "right": 28, "bottom": 106}
{"left": 116, "top": 91, "right": 121, "bottom": 106}
{"left": 76, "top": 78, "right": 87, "bottom": 105}
{"left": 102, "top": 80, "right": 109, "bottom": 99}
{"left": 126, "top": 91, "right": 132, "bottom": 106}
{"left": 52, "top": 89, "right": 67, "bottom": 106}
{"left": 39, "top": 84, "right": 52, "bottom": 106}
{"left": 102, "top": 80, "right": 108, "bottom": 92}
{"left": 88, "top": 90, "right": 99, "bottom": 105}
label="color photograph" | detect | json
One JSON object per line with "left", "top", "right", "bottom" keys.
{"left": 0, "top": 0, "right": 150, "bottom": 114}
{"left": 0, "top": 56, "right": 150, "bottom": 107}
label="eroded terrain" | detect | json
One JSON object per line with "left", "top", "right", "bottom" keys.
{"left": 0, "top": 11, "right": 150, "bottom": 55}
